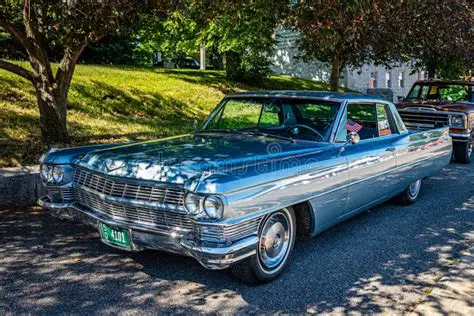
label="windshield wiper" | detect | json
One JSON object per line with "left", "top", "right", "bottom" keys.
{"left": 195, "top": 128, "right": 246, "bottom": 135}
{"left": 197, "top": 128, "right": 295, "bottom": 143}
{"left": 244, "top": 130, "right": 295, "bottom": 143}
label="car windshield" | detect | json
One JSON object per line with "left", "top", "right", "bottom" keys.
{"left": 201, "top": 97, "right": 341, "bottom": 142}
{"left": 407, "top": 83, "right": 474, "bottom": 102}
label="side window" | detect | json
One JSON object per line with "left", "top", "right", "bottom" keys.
{"left": 420, "top": 85, "right": 430, "bottom": 99}
{"left": 347, "top": 104, "right": 377, "bottom": 140}
{"left": 337, "top": 103, "right": 396, "bottom": 141}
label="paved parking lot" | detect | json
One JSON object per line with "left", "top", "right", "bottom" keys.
{"left": 1, "top": 163, "right": 473, "bottom": 314}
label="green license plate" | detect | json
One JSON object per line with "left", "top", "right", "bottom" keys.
{"left": 100, "top": 223, "right": 131, "bottom": 249}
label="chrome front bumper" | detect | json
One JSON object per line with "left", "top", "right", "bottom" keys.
{"left": 38, "top": 196, "right": 258, "bottom": 270}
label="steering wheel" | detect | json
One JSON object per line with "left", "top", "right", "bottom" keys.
{"left": 286, "top": 124, "right": 325, "bottom": 141}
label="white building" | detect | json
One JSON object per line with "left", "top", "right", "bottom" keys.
{"left": 271, "top": 28, "right": 426, "bottom": 102}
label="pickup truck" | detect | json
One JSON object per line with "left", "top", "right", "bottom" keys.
{"left": 38, "top": 91, "right": 452, "bottom": 284}
{"left": 397, "top": 80, "right": 474, "bottom": 163}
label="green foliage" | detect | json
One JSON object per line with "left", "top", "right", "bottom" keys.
{"left": 0, "top": 62, "right": 339, "bottom": 167}
{"left": 145, "top": 0, "right": 289, "bottom": 82}
{"left": 81, "top": 36, "right": 152, "bottom": 65}
{"left": 0, "top": 26, "right": 26, "bottom": 59}
{"left": 287, "top": 0, "right": 376, "bottom": 70}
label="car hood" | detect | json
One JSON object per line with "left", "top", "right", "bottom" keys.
{"left": 397, "top": 100, "right": 474, "bottom": 113}
{"left": 75, "top": 133, "right": 329, "bottom": 186}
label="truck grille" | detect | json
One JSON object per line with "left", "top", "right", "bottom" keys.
{"left": 74, "top": 188, "right": 193, "bottom": 232}
{"left": 73, "top": 168, "right": 185, "bottom": 207}
{"left": 398, "top": 110, "right": 449, "bottom": 130}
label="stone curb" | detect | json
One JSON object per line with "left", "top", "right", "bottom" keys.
{"left": 0, "top": 165, "right": 46, "bottom": 208}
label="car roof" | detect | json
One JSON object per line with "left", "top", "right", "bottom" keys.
{"left": 414, "top": 80, "right": 474, "bottom": 86}
{"left": 226, "top": 90, "right": 385, "bottom": 102}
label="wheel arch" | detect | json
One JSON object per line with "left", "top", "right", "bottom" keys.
{"left": 290, "top": 201, "right": 315, "bottom": 239}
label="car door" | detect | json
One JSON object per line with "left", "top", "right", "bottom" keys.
{"left": 337, "top": 102, "right": 399, "bottom": 218}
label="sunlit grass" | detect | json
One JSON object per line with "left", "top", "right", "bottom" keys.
{"left": 0, "top": 62, "right": 343, "bottom": 167}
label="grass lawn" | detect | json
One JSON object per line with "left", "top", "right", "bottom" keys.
{"left": 0, "top": 62, "right": 342, "bottom": 167}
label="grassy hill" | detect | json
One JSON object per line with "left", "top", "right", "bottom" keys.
{"left": 0, "top": 63, "right": 341, "bottom": 167}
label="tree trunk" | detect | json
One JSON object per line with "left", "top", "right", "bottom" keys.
{"left": 34, "top": 79, "right": 69, "bottom": 145}
{"left": 330, "top": 55, "right": 342, "bottom": 92}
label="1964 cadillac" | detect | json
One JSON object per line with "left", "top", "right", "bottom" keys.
{"left": 39, "top": 91, "right": 452, "bottom": 284}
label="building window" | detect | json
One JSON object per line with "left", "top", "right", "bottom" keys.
{"left": 385, "top": 72, "right": 391, "bottom": 88}
{"left": 398, "top": 72, "right": 405, "bottom": 88}
{"left": 369, "top": 72, "right": 377, "bottom": 89}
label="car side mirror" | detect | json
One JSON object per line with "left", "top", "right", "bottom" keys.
{"left": 397, "top": 96, "right": 405, "bottom": 102}
{"left": 346, "top": 132, "right": 360, "bottom": 145}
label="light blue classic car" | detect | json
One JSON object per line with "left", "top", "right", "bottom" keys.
{"left": 39, "top": 91, "right": 452, "bottom": 283}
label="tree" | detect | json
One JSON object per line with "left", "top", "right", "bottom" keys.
{"left": 148, "top": 0, "right": 289, "bottom": 83}
{"left": 400, "top": 0, "right": 473, "bottom": 79}
{"left": 288, "top": 0, "right": 384, "bottom": 91}
{"left": 0, "top": 0, "right": 175, "bottom": 145}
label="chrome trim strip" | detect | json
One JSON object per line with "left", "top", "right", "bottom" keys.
{"left": 450, "top": 132, "right": 471, "bottom": 138}
{"left": 38, "top": 197, "right": 74, "bottom": 209}
{"left": 181, "top": 235, "right": 258, "bottom": 256}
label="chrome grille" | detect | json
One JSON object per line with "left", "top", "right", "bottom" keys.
{"left": 73, "top": 168, "right": 185, "bottom": 207}
{"left": 74, "top": 188, "right": 193, "bottom": 232}
{"left": 197, "top": 217, "right": 262, "bottom": 245}
{"left": 47, "top": 187, "right": 75, "bottom": 203}
{"left": 399, "top": 110, "right": 449, "bottom": 130}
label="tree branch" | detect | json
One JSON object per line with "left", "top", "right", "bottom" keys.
{"left": 55, "top": 44, "right": 87, "bottom": 101}
{"left": 0, "top": 17, "right": 29, "bottom": 48}
{"left": 0, "top": 59, "right": 33, "bottom": 82}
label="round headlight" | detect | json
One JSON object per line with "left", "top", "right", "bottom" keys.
{"left": 184, "top": 193, "right": 201, "bottom": 215}
{"left": 203, "top": 196, "right": 224, "bottom": 219}
{"left": 450, "top": 115, "right": 464, "bottom": 127}
{"left": 40, "top": 164, "right": 50, "bottom": 181}
{"left": 51, "top": 166, "right": 64, "bottom": 184}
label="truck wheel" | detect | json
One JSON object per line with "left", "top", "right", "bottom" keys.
{"left": 453, "top": 142, "right": 472, "bottom": 164}
{"left": 230, "top": 208, "right": 296, "bottom": 284}
{"left": 395, "top": 179, "right": 422, "bottom": 205}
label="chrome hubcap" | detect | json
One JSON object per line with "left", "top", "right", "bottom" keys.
{"left": 408, "top": 180, "right": 421, "bottom": 198}
{"left": 258, "top": 212, "right": 291, "bottom": 271}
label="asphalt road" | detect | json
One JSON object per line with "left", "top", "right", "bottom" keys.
{"left": 1, "top": 163, "right": 473, "bottom": 314}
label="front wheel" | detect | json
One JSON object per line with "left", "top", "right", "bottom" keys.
{"left": 453, "top": 141, "right": 472, "bottom": 164}
{"left": 230, "top": 208, "right": 296, "bottom": 284}
{"left": 395, "top": 179, "right": 422, "bottom": 205}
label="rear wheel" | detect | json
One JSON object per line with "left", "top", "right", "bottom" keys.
{"left": 395, "top": 179, "right": 422, "bottom": 205}
{"left": 453, "top": 141, "right": 472, "bottom": 164}
{"left": 230, "top": 208, "right": 296, "bottom": 284}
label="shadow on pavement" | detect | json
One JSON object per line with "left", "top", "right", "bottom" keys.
{"left": 0, "top": 163, "right": 473, "bottom": 314}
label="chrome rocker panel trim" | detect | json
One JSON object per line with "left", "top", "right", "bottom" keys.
{"left": 38, "top": 196, "right": 258, "bottom": 270}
